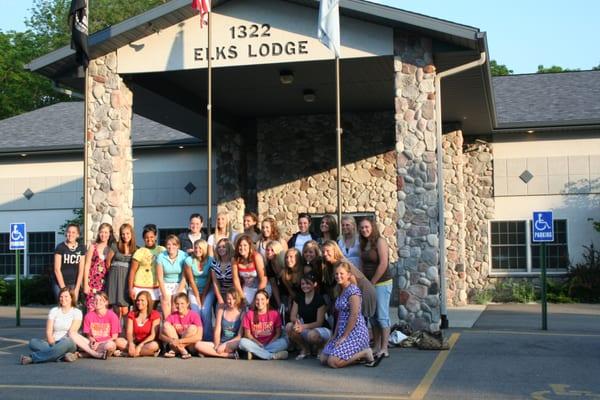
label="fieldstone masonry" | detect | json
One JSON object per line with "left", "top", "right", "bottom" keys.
{"left": 393, "top": 32, "right": 442, "bottom": 332}
{"left": 85, "top": 52, "right": 134, "bottom": 241}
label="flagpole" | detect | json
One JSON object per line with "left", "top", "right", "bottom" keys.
{"left": 335, "top": 56, "right": 342, "bottom": 231}
{"left": 207, "top": 10, "right": 213, "bottom": 237}
{"left": 83, "top": 66, "right": 89, "bottom": 244}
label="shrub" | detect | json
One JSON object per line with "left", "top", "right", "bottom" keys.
{"left": 472, "top": 288, "right": 494, "bottom": 305}
{"left": 0, "top": 277, "right": 7, "bottom": 303}
{"left": 567, "top": 244, "right": 600, "bottom": 303}
{"left": 545, "top": 278, "right": 573, "bottom": 303}
{"left": 0, "top": 276, "right": 54, "bottom": 306}
{"left": 492, "top": 278, "right": 537, "bottom": 303}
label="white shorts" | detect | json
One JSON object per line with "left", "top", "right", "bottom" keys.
{"left": 163, "top": 282, "right": 184, "bottom": 298}
{"left": 133, "top": 287, "right": 160, "bottom": 301}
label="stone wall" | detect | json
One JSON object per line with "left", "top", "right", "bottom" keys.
{"left": 393, "top": 31, "right": 441, "bottom": 332}
{"left": 86, "top": 52, "right": 134, "bottom": 241}
{"left": 442, "top": 131, "right": 495, "bottom": 305}
{"left": 255, "top": 112, "right": 398, "bottom": 261}
{"left": 215, "top": 129, "right": 245, "bottom": 233}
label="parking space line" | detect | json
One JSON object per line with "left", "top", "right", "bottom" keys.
{"left": 408, "top": 333, "right": 460, "bottom": 400}
{"left": 0, "top": 343, "right": 27, "bottom": 352}
{"left": 0, "top": 384, "right": 410, "bottom": 399}
{"left": 0, "top": 337, "right": 28, "bottom": 344}
{"left": 467, "top": 330, "right": 600, "bottom": 338}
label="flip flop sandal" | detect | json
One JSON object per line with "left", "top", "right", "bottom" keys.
{"left": 163, "top": 350, "right": 177, "bottom": 358}
{"left": 365, "top": 354, "right": 384, "bottom": 368}
{"left": 180, "top": 351, "right": 192, "bottom": 360}
{"left": 295, "top": 353, "right": 308, "bottom": 360}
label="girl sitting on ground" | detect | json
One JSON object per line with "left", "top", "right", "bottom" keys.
{"left": 70, "top": 291, "right": 120, "bottom": 359}
{"left": 20, "top": 287, "right": 81, "bottom": 364}
{"left": 184, "top": 239, "right": 215, "bottom": 340}
{"left": 238, "top": 289, "right": 289, "bottom": 360}
{"left": 115, "top": 290, "right": 161, "bottom": 357}
{"left": 195, "top": 288, "right": 244, "bottom": 358}
{"left": 160, "top": 292, "right": 202, "bottom": 359}
{"left": 286, "top": 272, "right": 331, "bottom": 360}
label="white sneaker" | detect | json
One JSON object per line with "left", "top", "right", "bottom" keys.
{"left": 63, "top": 352, "right": 78, "bottom": 362}
{"left": 272, "top": 351, "right": 288, "bottom": 360}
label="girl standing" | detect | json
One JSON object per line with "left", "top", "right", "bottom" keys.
{"left": 320, "top": 263, "right": 377, "bottom": 368}
{"left": 83, "top": 223, "right": 113, "bottom": 312}
{"left": 232, "top": 235, "right": 268, "bottom": 305}
{"left": 281, "top": 247, "right": 302, "bottom": 302}
{"left": 207, "top": 212, "right": 237, "bottom": 257}
{"left": 160, "top": 293, "right": 202, "bottom": 359}
{"left": 238, "top": 289, "right": 288, "bottom": 360}
{"left": 359, "top": 218, "right": 392, "bottom": 358}
{"left": 115, "top": 290, "right": 161, "bottom": 357}
{"left": 256, "top": 216, "right": 287, "bottom": 258}
{"left": 319, "top": 214, "right": 339, "bottom": 243}
{"left": 338, "top": 216, "right": 362, "bottom": 270}
{"left": 156, "top": 235, "right": 188, "bottom": 317}
{"left": 128, "top": 224, "right": 165, "bottom": 302}
{"left": 106, "top": 223, "right": 137, "bottom": 320}
{"left": 52, "top": 224, "right": 86, "bottom": 302}
{"left": 286, "top": 273, "right": 331, "bottom": 360}
{"left": 184, "top": 239, "right": 215, "bottom": 340}
{"left": 20, "top": 288, "right": 81, "bottom": 364}
{"left": 179, "top": 213, "right": 204, "bottom": 255}
{"left": 211, "top": 238, "right": 235, "bottom": 306}
{"left": 195, "top": 288, "right": 244, "bottom": 358}
{"left": 242, "top": 211, "right": 261, "bottom": 244}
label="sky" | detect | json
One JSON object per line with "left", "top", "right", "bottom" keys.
{"left": 1, "top": 0, "right": 598, "bottom": 74}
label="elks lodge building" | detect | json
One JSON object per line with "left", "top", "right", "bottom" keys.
{"left": 0, "top": 0, "right": 598, "bottom": 330}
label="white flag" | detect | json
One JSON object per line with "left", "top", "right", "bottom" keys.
{"left": 318, "top": 0, "right": 341, "bottom": 58}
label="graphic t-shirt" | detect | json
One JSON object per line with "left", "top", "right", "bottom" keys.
{"left": 166, "top": 310, "right": 202, "bottom": 335}
{"left": 83, "top": 309, "right": 121, "bottom": 343}
{"left": 54, "top": 242, "right": 87, "bottom": 286}
{"left": 48, "top": 306, "right": 83, "bottom": 342}
{"left": 132, "top": 246, "right": 165, "bottom": 288}
{"left": 242, "top": 309, "right": 281, "bottom": 345}
{"left": 128, "top": 310, "right": 161, "bottom": 343}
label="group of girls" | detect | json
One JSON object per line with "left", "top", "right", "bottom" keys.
{"left": 22, "top": 211, "right": 391, "bottom": 368}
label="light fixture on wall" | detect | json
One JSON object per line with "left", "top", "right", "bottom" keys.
{"left": 527, "top": 129, "right": 535, "bottom": 134}
{"left": 303, "top": 89, "right": 316, "bottom": 103}
{"left": 279, "top": 70, "right": 294, "bottom": 85}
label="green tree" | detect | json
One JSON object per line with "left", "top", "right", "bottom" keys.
{"left": 592, "top": 63, "right": 600, "bottom": 71}
{"left": 489, "top": 60, "right": 512, "bottom": 76}
{"left": 0, "top": 30, "right": 68, "bottom": 119}
{"left": 536, "top": 64, "right": 580, "bottom": 74}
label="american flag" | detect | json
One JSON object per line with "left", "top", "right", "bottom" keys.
{"left": 192, "top": 0, "right": 211, "bottom": 28}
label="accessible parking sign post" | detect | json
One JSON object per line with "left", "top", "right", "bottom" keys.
{"left": 532, "top": 211, "right": 553, "bottom": 330}
{"left": 9, "top": 223, "right": 26, "bottom": 327}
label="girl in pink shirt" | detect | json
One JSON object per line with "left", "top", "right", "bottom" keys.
{"left": 160, "top": 293, "right": 202, "bottom": 359}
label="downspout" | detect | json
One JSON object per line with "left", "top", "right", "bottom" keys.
{"left": 435, "top": 51, "right": 486, "bottom": 329}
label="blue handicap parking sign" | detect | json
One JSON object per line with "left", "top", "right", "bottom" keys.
{"left": 532, "top": 211, "right": 553, "bottom": 242}
{"left": 9, "top": 223, "right": 26, "bottom": 250}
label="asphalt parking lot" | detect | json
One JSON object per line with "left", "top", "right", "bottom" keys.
{"left": 1, "top": 303, "right": 599, "bottom": 400}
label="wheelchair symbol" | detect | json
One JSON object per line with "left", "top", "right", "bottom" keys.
{"left": 534, "top": 213, "right": 552, "bottom": 231}
{"left": 11, "top": 225, "right": 24, "bottom": 241}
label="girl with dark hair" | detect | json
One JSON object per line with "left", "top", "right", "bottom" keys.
{"left": 195, "top": 288, "right": 244, "bottom": 358}
{"left": 115, "top": 290, "right": 161, "bottom": 357}
{"left": 106, "top": 223, "right": 137, "bottom": 320}
{"left": 232, "top": 235, "right": 268, "bottom": 305}
{"left": 184, "top": 239, "right": 215, "bottom": 340}
{"left": 129, "top": 224, "right": 165, "bottom": 302}
{"left": 256, "top": 216, "right": 287, "bottom": 258}
{"left": 281, "top": 247, "right": 302, "bottom": 301}
{"left": 242, "top": 211, "right": 261, "bottom": 244}
{"left": 20, "top": 287, "right": 81, "bottom": 364}
{"left": 320, "top": 263, "right": 377, "bottom": 368}
{"left": 286, "top": 273, "right": 330, "bottom": 360}
{"left": 359, "top": 218, "right": 392, "bottom": 358}
{"left": 179, "top": 213, "right": 204, "bottom": 254}
{"left": 52, "top": 223, "right": 86, "bottom": 302}
{"left": 156, "top": 234, "right": 188, "bottom": 317}
{"left": 288, "top": 213, "right": 318, "bottom": 252}
{"left": 238, "top": 289, "right": 288, "bottom": 360}
{"left": 319, "top": 214, "right": 339, "bottom": 243}
{"left": 83, "top": 223, "right": 113, "bottom": 312}
{"left": 160, "top": 293, "right": 202, "bottom": 359}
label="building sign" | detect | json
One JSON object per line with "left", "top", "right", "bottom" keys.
{"left": 117, "top": 0, "right": 392, "bottom": 74}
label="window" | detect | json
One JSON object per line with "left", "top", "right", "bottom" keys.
{"left": 158, "top": 228, "right": 187, "bottom": 247}
{"left": 531, "top": 220, "right": 569, "bottom": 269}
{"left": 490, "top": 219, "right": 569, "bottom": 273}
{"left": 28, "top": 232, "right": 56, "bottom": 275}
{"left": 490, "top": 221, "right": 527, "bottom": 271}
{"left": 0, "top": 233, "right": 24, "bottom": 275}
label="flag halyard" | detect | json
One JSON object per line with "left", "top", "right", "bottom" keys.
{"left": 192, "top": 0, "right": 211, "bottom": 28}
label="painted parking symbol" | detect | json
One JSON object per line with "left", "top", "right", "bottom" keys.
{"left": 531, "top": 384, "right": 600, "bottom": 399}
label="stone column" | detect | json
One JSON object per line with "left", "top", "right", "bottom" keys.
{"left": 216, "top": 130, "right": 245, "bottom": 233}
{"left": 394, "top": 32, "right": 441, "bottom": 332}
{"left": 443, "top": 131, "right": 467, "bottom": 306}
{"left": 86, "top": 52, "right": 134, "bottom": 241}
